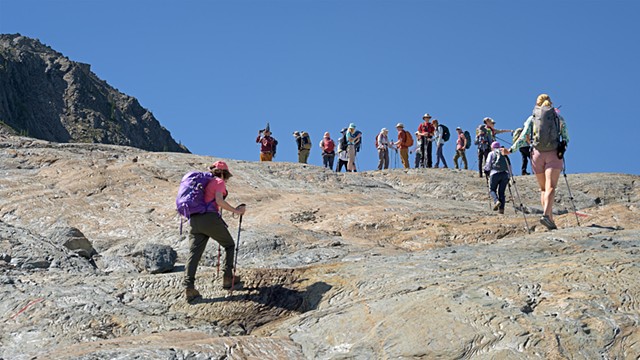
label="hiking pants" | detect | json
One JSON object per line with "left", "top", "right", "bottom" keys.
{"left": 298, "top": 149, "right": 310, "bottom": 163}
{"left": 336, "top": 159, "right": 348, "bottom": 172}
{"left": 323, "top": 153, "right": 335, "bottom": 169}
{"left": 489, "top": 171, "right": 509, "bottom": 210}
{"left": 183, "top": 212, "right": 235, "bottom": 289}
{"left": 400, "top": 148, "right": 410, "bottom": 169}
{"left": 435, "top": 143, "right": 448, "bottom": 168}
{"left": 378, "top": 148, "right": 389, "bottom": 170}
{"left": 478, "top": 148, "right": 490, "bottom": 176}
{"left": 453, "top": 149, "right": 468, "bottom": 169}
{"left": 426, "top": 140, "right": 433, "bottom": 168}
{"left": 414, "top": 151, "right": 424, "bottom": 169}
{"left": 520, "top": 146, "right": 531, "bottom": 175}
{"left": 260, "top": 152, "right": 273, "bottom": 161}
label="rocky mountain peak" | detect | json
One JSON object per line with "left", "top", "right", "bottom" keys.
{"left": 0, "top": 33, "right": 188, "bottom": 153}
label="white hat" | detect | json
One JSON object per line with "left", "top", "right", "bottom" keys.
{"left": 422, "top": 113, "right": 432, "bottom": 119}
{"left": 396, "top": 123, "right": 404, "bottom": 128}
{"left": 381, "top": 128, "right": 388, "bottom": 133}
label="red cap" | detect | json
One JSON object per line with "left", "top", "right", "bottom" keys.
{"left": 210, "top": 160, "right": 229, "bottom": 171}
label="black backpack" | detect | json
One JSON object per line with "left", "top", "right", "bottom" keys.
{"left": 440, "top": 125, "right": 450, "bottom": 142}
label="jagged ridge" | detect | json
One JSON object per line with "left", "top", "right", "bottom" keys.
{"left": 0, "top": 33, "right": 188, "bottom": 153}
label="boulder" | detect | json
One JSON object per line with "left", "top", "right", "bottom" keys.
{"left": 144, "top": 244, "right": 177, "bottom": 274}
{"left": 49, "top": 226, "right": 97, "bottom": 259}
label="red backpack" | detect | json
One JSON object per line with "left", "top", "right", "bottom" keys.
{"left": 323, "top": 138, "right": 335, "bottom": 153}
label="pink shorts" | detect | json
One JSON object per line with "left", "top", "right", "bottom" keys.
{"left": 531, "top": 148, "right": 563, "bottom": 174}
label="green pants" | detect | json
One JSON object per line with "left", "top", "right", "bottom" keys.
{"left": 298, "top": 149, "right": 310, "bottom": 163}
{"left": 183, "top": 212, "right": 235, "bottom": 289}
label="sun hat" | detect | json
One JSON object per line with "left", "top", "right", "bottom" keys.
{"left": 348, "top": 123, "right": 356, "bottom": 129}
{"left": 484, "top": 117, "right": 495, "bottom": 124}
{"left": 491, "top": 141, "right": 501, "bottom": 149}
{"left": 293, "top": 131, "right": 300, "bottom": 136}
{"left": 381, "top": 128, "right": 388, "bottom": 133}
{"left": 324, "top": 132, "right": 330, "bottom": 137}
{"left": 340, "top": 128, "right": 347, "bottom": 134}
{"left": 422, "top": 113, "right": 432, "bottom": 119}
{"left": 210, "top": 160, "right": 229, "bottom": 171}
{"left": 396, "top": 122, "right": 404, "bottom": 128}
{"left": 456, "top": 126, "right": 462, "bottom": 130}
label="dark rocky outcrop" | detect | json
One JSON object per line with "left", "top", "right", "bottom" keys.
{"left": 144, "top": 243, "right": 177, "bottom": 274}
{"left": 0, "top": 34, "right": 189, "bottom": 153}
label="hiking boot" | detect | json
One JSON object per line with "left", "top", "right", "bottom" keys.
{"left": 498, "top": 208, "right": 504, "bottom": 214}
{"left": 185, "top": 288, "right": 201, "bottom": 302}
{"left": 223, "top": 275, "right": 242, "bottom": 289}
{"left": 522, "top": 171, "right": 530, "bottom": 176}
{"left": 539, "top": 216, "right": 557, "bottom": 230}
{"left": 493, "top": 201, "right": 501, "bottom": 211}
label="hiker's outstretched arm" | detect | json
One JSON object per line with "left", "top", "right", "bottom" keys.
{"left": 215, "top": 191, "right": 245, "bottom": 215}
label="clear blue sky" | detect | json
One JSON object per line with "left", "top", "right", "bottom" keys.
{"left": 1, "top": 0, "right": 638, "bottom": 175}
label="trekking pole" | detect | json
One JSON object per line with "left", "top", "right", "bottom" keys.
{"left": 562, "top": 158, "right": 581, "bottom": 227}
{"left": 216, "top": 245, "right": 221, "bottom": 277}
{"left": 507, "top": 182, "right": 517, "bottom": 214}
{"left": 495, "top": 135, "right": 513, "bottom": 146}
{"left": 485, "top": 173, "right": 493, "bottom": 210}
{"left": 394, "top": 149, "right": 398, "bottom": 168}
{"left": 216, "top": 211, "right": 222, "bottom": 277}
{"left": 506, "top": 159, "right": 531, "bottom": 234}
{"left": 230, "top": 204, "right": 246, "bottom": 294}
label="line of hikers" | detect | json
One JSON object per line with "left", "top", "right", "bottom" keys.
{"left": 181, "top": 93, "right": 570, "bottom": 301}
{"left": 255, "top": 115, "right": 527, "bottom": 174}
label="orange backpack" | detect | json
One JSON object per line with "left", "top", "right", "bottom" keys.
{"left": 403, "top": 130, "right": 414, "bottom": 147}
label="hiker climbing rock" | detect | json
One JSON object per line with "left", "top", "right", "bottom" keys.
{"left": 335, "top": 128, "right": 349, "bottom": 172}
{"left": 453, "top": 127, "right": 468, "bottom": 170}
{"left": 512, "top": 128, "right": 531, "bottom": 175}
{"left": 346, "top": 123, "right": 361, "bottom": 172}
{"left": 432, "top": 119, "right": 448, "bottom": 168}
{"left": 502, "top": 93, "right": 570, "bottom": 230}
{"left": 475, "top": 124, "right": 491, "bottom": 177}
{"left": 394, "top": 123, "right": 412, "bottom": 169}
{"left": 484, "top": 142, "right": 510, "bottom": 214}
{"left": 178, "top": 161, "right": 246, "bottom": 301}
{"left": 483, "top": 117, "right": 512, "bottom": 145}
{"left": 319, "top": 132, "right": 336, "bottom": 169}
{"left": 294, "top": 131, "right": 311, "bottom": 164}
{"left": 417, "top": 114, "right": 434, "bottom": 168}
{"left": 411, "top": 131, "right": 424, "bottom": 169}
{"left": 376, "top": 128, "right": 391, "bottom": 170}
{"left": 256, "top": 129, "right": 277, "bottom": 161}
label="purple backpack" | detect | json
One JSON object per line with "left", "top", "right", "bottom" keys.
{"left": 176, "top": 172, "right": 216, "bottom": 232}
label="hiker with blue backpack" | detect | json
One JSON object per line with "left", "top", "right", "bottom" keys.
{"left": 432, "top": 119, "right": 449, "bottom": 168}
{"left": 177, "top": 161, "right": 246, "bottom": 302}
{"left": 501, "top": 93, "right": 570, "bottom": 230}
{"left": 484, "top": 141, "right": 510, "bottom": 214}
{"left": 346, "top": 123, "right": 361, "bottom": 172}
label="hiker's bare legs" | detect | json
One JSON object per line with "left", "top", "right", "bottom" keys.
{"left": 536, "top": 169, "right": 561, "bottom": 220}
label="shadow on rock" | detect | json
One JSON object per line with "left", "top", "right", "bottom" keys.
{"left": 198, "top": 281, "right": 332, "bottom": 314}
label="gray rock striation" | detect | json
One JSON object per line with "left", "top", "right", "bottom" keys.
{"left": 0, "top": 134, "right": 638, "bottom": 359}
